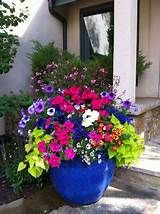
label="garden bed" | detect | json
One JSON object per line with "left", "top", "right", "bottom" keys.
{"left": 0, "top": 176, "right": 38, "bottom": 205}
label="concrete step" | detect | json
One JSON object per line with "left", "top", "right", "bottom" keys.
{"left": 112, "top": 139, "right": 160, "bottom": 200}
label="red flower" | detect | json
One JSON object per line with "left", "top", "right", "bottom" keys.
{"left": 51, "top": 95, "right": 64, "bottom": 105}
{"left": 91, "top": 99, "right": 104, "bottom": 110}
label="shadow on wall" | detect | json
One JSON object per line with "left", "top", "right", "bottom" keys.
{"left": 0, "top": 0, "right": 63, "bottom": 95}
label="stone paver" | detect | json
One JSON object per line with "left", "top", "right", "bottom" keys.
{"left": 0, "top": 185, "right": 159, "bottom": 214}
{"left": 132, "top": 141, "right": 160, "bottom": 176}
{"left": 50, "top": 187, "right": 160, "bottom": 214}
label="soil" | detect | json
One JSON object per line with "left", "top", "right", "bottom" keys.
{"left": 0, "top": 176, "right": 38, "bottom": 206}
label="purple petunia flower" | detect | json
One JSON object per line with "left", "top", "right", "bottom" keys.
{"left": 28, "top": 105, "right": 35, "bottom": 114}
{"left": 107, "top": 92, "right": 116, "bottom": 100}
{"left": 43, "top": 85, "right": 54, "bottom": 93}
{"left": 18, "top": 120, "right": 26, "bottom": 129}
{"left": 122, "top": 99, "right": 132, "bottom": 110}
{"left": 34, "top": 100, "right": 45, "bottom": 114}
{"left": 22, "top": 115, "right": 30, "bottom": 123}
{"left": 100, "top": 91, "right": 116, "bottom": 100}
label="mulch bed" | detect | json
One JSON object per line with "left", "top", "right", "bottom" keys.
{"left": 0, "top": 176, "right": 38, "bottom": 206}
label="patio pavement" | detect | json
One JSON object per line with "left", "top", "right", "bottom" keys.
{"left": 0, "top": 184, "right": 159, "bottom": 214}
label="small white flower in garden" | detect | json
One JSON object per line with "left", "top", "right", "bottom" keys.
{"left": 81, "top": 104, "right": 85, "bottom": 109}
{"left": 47, "top": 108, "right": 55, "bottom": 116}
{"left": 77, "top": 143, "right": 81, "bottom": 148}
{"left": 81, "top": 150, "right": 84, "bottom": 154}
{"left": 74, "top": 105, "right": 80, "bottom": 110}
{"left": 90, "top": 151, "right": 94, "bottom": 157}
{"left": 73, "top": 148, "right": 77, "bottom": 152}
{"left": 86, "top": 144, "right": 91, "bottom": 150}
{"left": 67, "top": 114, "right": 72, "bottom": 119}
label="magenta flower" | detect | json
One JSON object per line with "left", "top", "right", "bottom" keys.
{"left": 49, "top": 154, "right": 61, "bottom": 168}
{"left": 50, "top": 141, "right": 62, "bottom": 152}
{"left": 38, "top": 141, "right": 47, "bottom": 153}
{"left": 65, "top": 148, "right": 75, "bottom": 160}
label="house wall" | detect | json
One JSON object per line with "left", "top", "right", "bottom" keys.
{"left": 136, "top": 0, "right": 160, "bottom": 98}
{"left": 66, "top": 0, "right": 113, "bottom": 56}
{"left": 0, "top": 0, "right": 63, "bottom": 96}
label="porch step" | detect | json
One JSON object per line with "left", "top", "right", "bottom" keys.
{"left": 112, "top": 139, "right": 160, "bottom": 200}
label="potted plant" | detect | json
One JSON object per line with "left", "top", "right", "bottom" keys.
{"left": 17, "top": 86, "right": 144, "bottom": 205}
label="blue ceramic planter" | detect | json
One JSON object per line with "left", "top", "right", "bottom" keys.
{"left": 50, "top": 156, "right": 116, "bottom": 205}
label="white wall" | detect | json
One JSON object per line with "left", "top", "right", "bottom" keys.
{"left": 0, "top": 0, "right": 63, "bottom": 95}
{"left": 136, "top": 0, "right": 160, "bottom": 98}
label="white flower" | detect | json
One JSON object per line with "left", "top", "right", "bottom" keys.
{"left": 74, "top": 105, "right": 80, "bottom": 110}
{"left": 47, "top": 108, "right": 55, "bottom": 116}
{"left": 90, "top": 151, "right": 94, "bottom": 157}
{"left": 86, "top": 144, "right": 91, "bottom": 150}
{"left": 67, "top": 114, "right": 72, "bottom": 119}
{"left": 77, "top": 143, "right": 81, "bottom": 148}
{"left": 82, "top": 109, "right": 99, "bottom": 127}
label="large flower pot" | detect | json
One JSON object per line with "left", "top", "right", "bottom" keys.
{"left": 50, "top": 156, "right": 116, "bottom": 205}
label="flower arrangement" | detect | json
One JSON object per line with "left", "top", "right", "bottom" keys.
{"left": 18, "top": 86, "right": 143, "bottom": 178}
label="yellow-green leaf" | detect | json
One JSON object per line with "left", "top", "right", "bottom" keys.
{"left": 25, "top": 144, "right": 33, "bottom": 153}
{"left": 35, "top": 158, "right": 46, "bottom": 169}
{"left": 17, "top": 162, "right": 26, "bottom": 172}
{"left": 28, "top": 167, "right": 43, "bottom": 178}
{"left": 43, "top": 134, "right": 53, "bottom": 143}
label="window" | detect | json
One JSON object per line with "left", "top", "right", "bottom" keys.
{"left": 80, "top": 2, "right": 114, "bottom": 61}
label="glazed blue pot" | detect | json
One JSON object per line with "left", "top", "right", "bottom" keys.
{"left": 50, "top": 156, "right": 116, "bottom": 205}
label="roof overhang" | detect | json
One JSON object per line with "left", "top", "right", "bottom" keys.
{"left": 55, "top": 0, "right": 77, "bottom": 7}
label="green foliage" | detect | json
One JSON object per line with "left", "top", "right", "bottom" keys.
{"left": 136, "top": 52, "right": 152, "bottom": 75}
{"left": 0, "top": 0, "right": 28, "bottom": 74}
{"left": 0, "top": 92, "right": 33, "bottom": 117}
{"left": 18, "top": 128, "right": 51, "bottom": 178}
{"left": 108, "top": 115, "right": 144, "bottom": 167}
{"left": 29, "top": 41, "right": 60, "bottom": 72}
{"left": 5, "top": 157, "right": 46, "bottom": 192}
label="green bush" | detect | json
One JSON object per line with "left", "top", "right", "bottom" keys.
{"left": 137, "top": 52, "right": 152, "bottom": 75}
{"left": 5, "top": 157, "right": 46, "bottom": 192}
{"left": 29, "top": 41, "right": 60, "bottom": 72}
{"left": 0, "top": 92, "right": 33, "bottom": 117}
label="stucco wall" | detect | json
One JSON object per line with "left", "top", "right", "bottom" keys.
{"left": 0, "top": 0, "right": 63, "bottom": 96}
{"left": 136, "top": 0, "right": 160, "bottom": 98}
{"left": 66, "top": 0, "right": 113, "bottom": 56}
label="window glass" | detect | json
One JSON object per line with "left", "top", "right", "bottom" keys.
{"left": 83, "top": 12, "right": 111, "bottom": 56}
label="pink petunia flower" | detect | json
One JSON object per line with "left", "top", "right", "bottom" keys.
{"left": 91, "top": 99, "right": 104, "bottom": 110}
{"left": 88, "top": 131, "right": 102, "bottom": 141}
{"left": 99, "top": 110, "right": 109, "bottom": 117}
{"left": 45, "top": 117, "right": 51, "bottom": 129}
{"left": 104, "top": 134, "right": 111, "bottom": 142}
{"left": 63, "top": 121, "right": 74, "bottom": 131}
{"left": 49, "top": 154, "right": 61, "bottom": 168}
{"left": 51, "top": 95, "right": 64, "bottom": 105}
{"left": 38, "top": 141, "right": 47, "bottom": 153}
{"left": 65, "top": 148, "right": 75, "bottom": 159}
{"left": 50, "top": 140, "right": 62, "bottom": 152}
